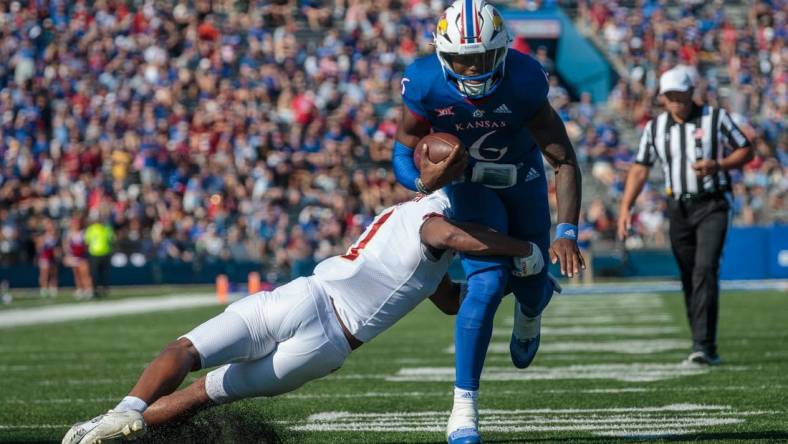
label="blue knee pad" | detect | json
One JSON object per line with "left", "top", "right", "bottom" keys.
{"left": 455, "top": 267, "right": 508, "bottom": 391}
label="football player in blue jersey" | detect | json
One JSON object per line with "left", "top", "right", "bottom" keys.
{"left": 392, "top": 1, "right": 584, "bottom": 442}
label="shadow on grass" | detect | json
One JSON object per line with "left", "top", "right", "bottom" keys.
{"left": 658, "top": 431, "right": 788, "bottom": 442}
{"left": 480, "top": 430, "right": 788, "bottom": 443}
{"left": 132, "top": 404, "right": 295, "bottom": 444}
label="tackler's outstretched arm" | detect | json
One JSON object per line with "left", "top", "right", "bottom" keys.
{"left": 420, "top": 216, "right": 535, "bottom": 258}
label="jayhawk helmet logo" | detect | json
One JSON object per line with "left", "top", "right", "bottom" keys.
{"left": 437, "top": 15, "right": 448, "bottom": 35}
{"left": 492, "top": 10, "right": 503, "bottom": 32}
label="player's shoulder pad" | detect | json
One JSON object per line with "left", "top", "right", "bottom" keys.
{"left": 506, "top": 50, "right": 546, "bottom": 77}
{"left": 402, "top": 54, "right": 443, "bottom": 98}
{"left": 401, "top": 54, "right": 443, "bottom": 119}
{"left": 506, "top": 50, "right": 550, "bottom": 118}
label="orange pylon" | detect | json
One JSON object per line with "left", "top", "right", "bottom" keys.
{"left": 216, "top": 274, "right": 229, "bottom": 304}
{"left": 248, "top": 272, "right": 261, "bottom": 295}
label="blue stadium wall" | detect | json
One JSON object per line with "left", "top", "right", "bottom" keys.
{"left": 556, "top": 225, "right": 787, "bottom": 280}
{"left": 591, "top": 225, "right": 788, "bottom": 280}
{"left": 502, "top": 7, "right": 614, "bottom": 103}
{"left": 1, "top": 226, "right": 786, "bottom": 288}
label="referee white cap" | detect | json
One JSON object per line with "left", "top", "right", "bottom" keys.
{"left": 659, "top": 67, "right": 694, "bottom": 94}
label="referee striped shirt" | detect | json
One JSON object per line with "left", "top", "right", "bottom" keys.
{"left": 635, "top": 104, "right": 750, "bottom": 198}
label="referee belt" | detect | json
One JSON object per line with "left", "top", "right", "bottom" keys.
{"left": 675, "top": 191, "right": 727, "bottom": 203}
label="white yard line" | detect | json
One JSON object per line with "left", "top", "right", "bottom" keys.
{"left": 386, "top": 364, "right": 715, "bottom": 383}
{"left": 33, "top": 378, "right": 120, "bottom": 386}
{"left": 545, "top": 304, "right": 667, "bottom": 314}
{"left": 507, "top": 314, "right": 675, "bottom": 326}
{"left": 293, "top": 421, "right": 743, "bottom": 434}
{"left": 282, "top": 391, "right": 446, "bottom": 400}
{"left": 5, "top": 385, "right": 785, "bottom": 403}
{"left": 0, "top": 351, "right": 156, "bottom": 362}
{"left": 0, "top": 398, "right": 116, "bottom": 404}
{"left": 482, "top": 354, "right": 665, "bottom": 362}
{"left": 492, "top": 326, "right": 680, "bottom": 337}
{"left": 545, "top": 303, "right": 666, "bottom": 311}
{"left": 0, "top": 424, "right": 70, "bottom": 429}
{"left": 19, "top": 375, "right": 199, "bottom": 386}
{"left": 0, "top": 294, "right": 216, "bottom": 328}
{"left": 444, "top": 339, "right": 689, "bottom": 355}
{"left": 0, "top": 363, "right": 145, "bottom": 372}
{"left": 556, "top": 279, "right": 788, "bottom": 295}
{"left": 292, "top": 403, "right": 775, "bottom": 435}
{"left": 546, "top": 292, "right": 666, "bottom": 303}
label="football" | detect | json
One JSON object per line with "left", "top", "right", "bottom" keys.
{"left": 414, "top": 132, "right": 462, "bottom": 169}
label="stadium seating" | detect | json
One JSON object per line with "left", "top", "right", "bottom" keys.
{"left": 0, "top": 1, "right": 784, "bottom": 282}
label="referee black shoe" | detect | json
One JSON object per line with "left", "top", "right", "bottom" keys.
{"left": 683, "top": 351, "right": 722, "bottom": 366}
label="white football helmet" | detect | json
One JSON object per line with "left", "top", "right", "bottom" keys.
{"left": 434, "top": 0, "right": 512, "bottom": 98}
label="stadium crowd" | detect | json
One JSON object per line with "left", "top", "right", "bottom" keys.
{"left": 576, "top": 0, "right": 786, "bottom": 246}
{"left": 0, "top": 0, "right": 784, "bottom": 284}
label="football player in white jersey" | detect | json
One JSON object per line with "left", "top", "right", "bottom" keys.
{"left": 62, "top": 187, "right": 548, "bottom": 444}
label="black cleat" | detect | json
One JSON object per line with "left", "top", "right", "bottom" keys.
{"left": 683, "top": 351, "right": 722, "bottom": 366}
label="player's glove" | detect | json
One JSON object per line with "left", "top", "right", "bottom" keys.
{"left": 512, "top": 242, "right": 544, "bottom": 278}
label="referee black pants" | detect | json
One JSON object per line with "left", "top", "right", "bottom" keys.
{"left": 667, "top": 195, "right": 729, "bottom": 356}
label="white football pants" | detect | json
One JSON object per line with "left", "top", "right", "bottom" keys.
{"left": 182, "top": 276, "right": 351, "bottom": 403}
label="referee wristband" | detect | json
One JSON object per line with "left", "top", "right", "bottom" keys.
{"left": 555, "top": 223, "right": 578, "bottom": 241}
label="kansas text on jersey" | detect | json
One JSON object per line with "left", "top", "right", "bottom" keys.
{"left": 401, "top": 51, "right": 549, "bottom": 167}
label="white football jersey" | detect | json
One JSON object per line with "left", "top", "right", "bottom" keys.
{"left": 313, "top": 191, "right": 454, "bottom": 342}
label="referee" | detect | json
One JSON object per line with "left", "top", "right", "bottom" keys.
{"left": 617, "top": 67, "right": 753, "bottom": 366}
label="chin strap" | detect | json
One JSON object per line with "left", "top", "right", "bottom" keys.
{"left": 442, "top": 60, "right": 507, "bottom": 99}
{"left": 457, "top": 78, "right": 494, "bottom": 97}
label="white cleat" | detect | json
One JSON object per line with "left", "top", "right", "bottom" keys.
{"left": 682, "top": 351, "right": 722, "bottom": 367}
{"left": 446, "top": 405, "right": 481, "bottom": 444}
{"left": 62, "top": 410, "right": 146, "bottom": 444}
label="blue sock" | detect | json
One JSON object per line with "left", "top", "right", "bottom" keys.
{"left": 455, "top": 268, "right": 508, "bottom": 390}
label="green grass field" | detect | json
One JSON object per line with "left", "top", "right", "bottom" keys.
{"left": 0, "top": 285, "right": 214, "bottom": 311}
{"left": 1, "top": 288, "right": 786, "bottom": 443}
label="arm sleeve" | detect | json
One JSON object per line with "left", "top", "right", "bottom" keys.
{"left": 392, "top": 140, "right": 420, "bottom": 191}
{"left": 718, "top": 109, "right": 750, "bottom": 155}
{"left": 635, "top": 120, "right": 656, "bottom": 166}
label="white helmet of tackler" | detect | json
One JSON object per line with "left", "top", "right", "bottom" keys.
{"left": 434, "top": 0, "right": 512, "bottom": 98}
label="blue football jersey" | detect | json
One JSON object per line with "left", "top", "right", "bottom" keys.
{"left": 401, "top": 50, "right": 549, "bottom": 167}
